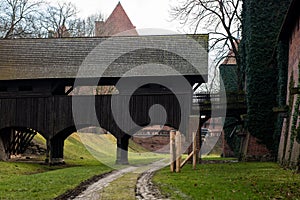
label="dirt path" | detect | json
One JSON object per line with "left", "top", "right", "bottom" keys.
{"left": 135, "top": 160, "right": 169, "bottom": 200}
{"left": 61, "top": 159, "right": 239, "bottom": 200}
{"left": 66, "top": 159, "right": 168, "bottom": 200}
{"left": 71, "top": 166, "right": 137, "bottom": 200}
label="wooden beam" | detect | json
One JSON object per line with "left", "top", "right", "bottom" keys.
{"left": 273, "top": 105, "right": 289, "bottom": 113}
{"left": 170, "top": 130, "right": 176, "bottom": 172}
{"left": 290, "top": 87, "right": 300, "bottom": 95}
{"left": 193, "top": 83, "right": 200, "bottom": 91}
{"left": 193, "top": 131, "right": 197, "bottom": 170}
{"left": 176, "top": 131, "right": 182, "bottom": 173}
{"left": 180, "top": 151, "right": 194, "bottom": 168}
{"left": 65, "top": 86, "right": 74, "bottom": 95}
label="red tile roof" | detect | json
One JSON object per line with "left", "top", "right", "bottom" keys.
{"left": 221, "top": 40, "right": 239, "bottom": 65}
{"left": 95, "top": 2, "right": 138, "bottom": 36}
{"left": 222, "top": 49, "right": 236, "bottom": 65}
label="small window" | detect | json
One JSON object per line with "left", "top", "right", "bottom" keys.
{"left": 19, "top": 86, "right": 32, "bottom": 91}
{"left": 0, "top": 86, "right": 7, "bottom": 92}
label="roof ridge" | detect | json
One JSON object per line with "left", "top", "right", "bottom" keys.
{"left": 105, "top": 2, "right": 135, "bottom": 28}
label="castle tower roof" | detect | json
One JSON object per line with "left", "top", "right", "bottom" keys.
{"left": 95, "top": 2, "right": 138, "bottom": 36}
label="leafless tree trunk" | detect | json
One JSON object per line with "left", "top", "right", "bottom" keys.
{"left": 40, "top": 2, "right": 78, "bottom": 38}
{"left": 0, "top": 1, "right": 105, "bottom": 39}
{"left": 171, "top": 0, "right": 242, "bottom": 91}
{"left": 72, "top": 13, "right": 105, "bottom": 37}
{"left": 83, "top": 13, "right": 105, "bottom": 37}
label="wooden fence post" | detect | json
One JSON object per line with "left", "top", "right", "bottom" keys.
{"left": 170, "top": 130, "right": 176, "bottom": 172}
{"left": 193, "top": 131, "right": 197, "bottom": 170}
{"left": 175, "top": 131, "right": 182, "bottom": 173}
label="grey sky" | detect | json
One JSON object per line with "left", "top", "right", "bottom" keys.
{"left": 66, "top": 0, "right": 184, "bottom": 33}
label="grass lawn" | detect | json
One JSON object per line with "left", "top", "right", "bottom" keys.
{"left": 0, "top": 132, "right": 166, "bottom": 199}
{"left": 201, "top": 155, "right": 237, "bottom": 161}
{"left": 153, "top": 162, "right": 300, "bottom": 200}
{"left": 78, "top": 132, "right": 167, "bottom": 167}
{"left": 0, "top": 163, "right": 110, "bottom": 199}
{"left": 0, "top": 133, "right": 112, "bottom": 200}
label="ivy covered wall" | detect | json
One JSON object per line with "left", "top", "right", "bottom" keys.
{"left": 274, "top": 40, "right": 289, "bottom": 159}
{"left": 219, "top": 64, "right": 238, "bottom": 92}
{"left": 240, "top": 0, "right": 290, "bottom": 155}
{"left": 219, "top": 64, "right": 241, "bottom": 155}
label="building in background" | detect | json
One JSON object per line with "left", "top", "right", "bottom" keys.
{"left": 219, "top": 42, "right": 270, "bottom": 160}
{"left": 95, "top": 2, "right": 138, "bottom": 36}
{"left": 277, "top": 0, "right": 300, "bottom": 169}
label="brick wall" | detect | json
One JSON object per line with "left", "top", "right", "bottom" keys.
{"left": 279, "top": 17, "right": 300, "bottom": 168}
{"left": 246, "top": 135, "right": 270, "bottom": 157}
{"left": 240, "top": 133, "right": 272, "bottom": 161}
{"left": 132, "top": 136, "right": 170, "bottom": 153}
{"left": 222, "top": 132, "right": 235, "bottom": 157}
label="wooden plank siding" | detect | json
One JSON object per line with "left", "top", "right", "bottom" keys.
{"left": 0, "top": 93, "right": 191, "bottom": 141}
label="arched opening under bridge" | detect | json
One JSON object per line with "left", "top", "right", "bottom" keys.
{"left": 0, "top": 127, "right": 47, "bottom": 161}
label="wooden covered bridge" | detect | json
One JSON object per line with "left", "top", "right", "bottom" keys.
{"left": 0, "top": 35, "right": 210, "bottom": 164}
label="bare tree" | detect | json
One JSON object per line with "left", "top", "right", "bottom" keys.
{"left": 0, "top": 0, "right": 43, "bottom": 38}
{"left": 172, "top": 0, "right": 242, "bottom": 91}
{"left": 40, "top": 2, "right": 78, "bottom": 38}
{"left": 73, "top": 12, "right": 105, "bottom": 37}
{"left": 85, "top": 13, "right": 104, "bottom": 37}
{"left": 0, "top": 1, "right": 105, "bottom": 38}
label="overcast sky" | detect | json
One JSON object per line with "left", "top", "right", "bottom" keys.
{"left": 64, "top": 0, "right": 187, "bottom": 34}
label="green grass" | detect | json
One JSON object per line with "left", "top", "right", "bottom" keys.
{"left": 0, "top": 164, "right": 110, "bottom": 199}
{"left": 201, "top": 155, "right": 237, "bottom": 161}
{"left": 0, "top": 132, "right": 166, "bottom": 199}
{"left": 77, "top": 132, "right": 168, "bottom": 167}
{"left": 153, "top": 162, "right": 300, "bottom": 200}
{"left": 100, "top": 173, "right": 138, "bottom": 200}
{"left": 0, "top": 133, "right": 111, "bottom": 200}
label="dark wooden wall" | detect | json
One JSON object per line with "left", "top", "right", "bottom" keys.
{"left": 0, "top": 93, "right": 191, "bottom": 141}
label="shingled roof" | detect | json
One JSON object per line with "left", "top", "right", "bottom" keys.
{"left": 0, "top": 34, "right": 208, "bottom": 81}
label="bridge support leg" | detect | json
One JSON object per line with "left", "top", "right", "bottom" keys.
{"left": 49, "top": 137, "right": 65, "bottom": 164}
{"left": 0, "top": 129, "right": 14, "bottom": 161}
{"left": 0, "top": 135, "right": 9, "bottom": 161}
{"left": 116, "top": 135, "right": 129, "bottom": 165}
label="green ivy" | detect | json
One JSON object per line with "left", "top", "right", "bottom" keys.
{"left": 273, "top": 40, "right": 289, "bottom": 155}
{"left": 240, "top": 0, "right": 291, "bottom": 154}
{"left": 223, "top": 118, "right": 241, "bottom": 156}
{"left": 219, "top": 64, "right": 240, "bottom": 156}
{"left": 219, "top": 64, "right": 238, "bottom": 92}
{"left": 296, "top": 126, "right": 300, "bottom": 144}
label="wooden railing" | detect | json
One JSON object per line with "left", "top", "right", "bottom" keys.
{"left": 192, "top": 92, "right": 247, "bottom": 116}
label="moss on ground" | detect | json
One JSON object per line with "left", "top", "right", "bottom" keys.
{"left": 100, "top": 173, "right": 138, "bottom": 200}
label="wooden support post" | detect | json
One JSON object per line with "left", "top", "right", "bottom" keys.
{"left": 193, "top": 132, "right": 197, "bottom": 170}
{"left": 243, "top": 132, "right": 250, "bottom": 161}
{"left": 45, "top": 139, "right": 50, "bottom": 164}
{"left": 176, "top": 131, "right": 182, "bottom": 173}
{"left": 170, "top": 130, "right": 176, "bottom": 172}
{"left": 180, "top": 151, "right": 193, "bottom": 168}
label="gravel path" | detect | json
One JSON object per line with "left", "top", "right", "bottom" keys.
{"left": 71, "top": 166, "right": 137, "bottom": 200}
{"left": 68, "top": 159, "right": 169, "bottom": 200}
{"left": 61, "top": 159, "right": 239, "bottom": 200}
{"left": 135, "top": 160, "right": 169, "bottom": 200}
